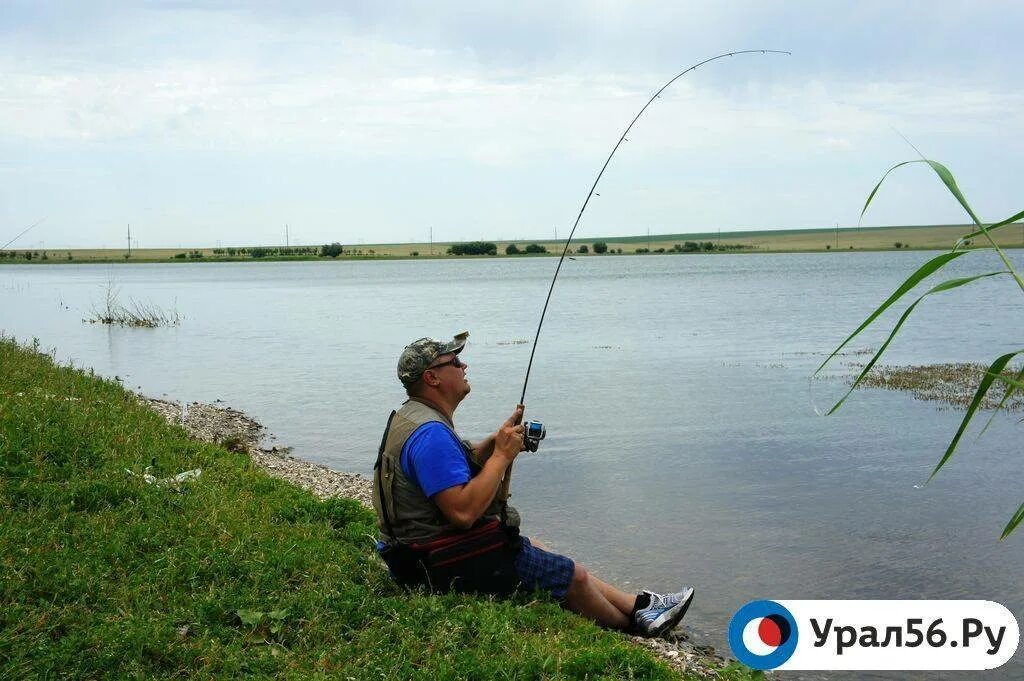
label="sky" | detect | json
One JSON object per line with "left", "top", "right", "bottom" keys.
{"left": 1, "top": 1, "right": 1022, "bottom": 249}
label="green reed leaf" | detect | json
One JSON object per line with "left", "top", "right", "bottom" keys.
{"left": 956, "top": 209, "right": 1024, "bottom": 249}
{"left": 859, "top": 161, "right": 924, "bottom": 225}
{"left": 815, "top": 251, "right": 971, "bottom": 375}
{"left": 991, "top": 372, "right": 1024, "bottom": 392}
{"left": 978, "top": 364, "right": 1024, "bottom": 439}
{"left": 860, "top": 159, "right": 981, "bottom": 227}
{"left": 826, "top": 272, "right": 1011, "bottom": 415}
{"left": 1001, "top": 501, "right": 1024, "bottom": 540}
{"left": 929, "top": 350, "right": 1023, "bottom": 482}
{"left": 922, "top": 159, "right": 983, "bottom": 226}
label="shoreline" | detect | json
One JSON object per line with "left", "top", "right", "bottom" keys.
{"left": 141, "top": 393, "right": 742, "bottom": 678}
{"left": 2, "top": 242, "right": 1022, "bottom": 267}
{"left": 3, "top": 222, "right": 1020, "bottom": 264}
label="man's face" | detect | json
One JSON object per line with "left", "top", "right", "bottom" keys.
{"left": 424, "top": 352, "right": 471, "bottom": 399}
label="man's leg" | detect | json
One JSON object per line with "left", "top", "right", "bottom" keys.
{"left": 589, "top": 573, "right": 638, "bottom": 616}
{"left": 563, "top": 564, "right": 630, "bottom": 629}
{"left": 518, "top": 539, "right": 694, "bottom": 637}
{"left": 528, "top": 539, "right": 635, "bottom": 618}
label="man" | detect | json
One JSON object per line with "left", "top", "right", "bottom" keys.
{"left": 373, "top": 333, "right": 694, "bottom": 637}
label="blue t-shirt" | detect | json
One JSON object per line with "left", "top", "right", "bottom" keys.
{"left": 400, "top": 421, "right": 471, "bottom": 498}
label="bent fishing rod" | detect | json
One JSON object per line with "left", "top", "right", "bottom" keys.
{"left": 520, "top": 49, "right": 789, "bottom": 408}
{"left": 500, "top": 50, "right": 790, "bottom": 501}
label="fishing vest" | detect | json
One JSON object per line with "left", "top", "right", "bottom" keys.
{"left": 373, "top": 398, "right": 520, "bottom": 544}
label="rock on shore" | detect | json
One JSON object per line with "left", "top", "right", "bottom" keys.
{"left": 141, "top": 396, "right": 374, "bottom": 507}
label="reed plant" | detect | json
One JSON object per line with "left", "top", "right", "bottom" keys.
{"left": 816, "top": 158, "right": 1024, "bottom": 538}
{"left": 85, "top": 278, "right": 180, "bottom": 328}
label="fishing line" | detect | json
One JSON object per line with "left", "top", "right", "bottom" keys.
{"left": 1, "top": 218, "right": 46, "bottom": 252}
{"left": 519, "top": 50, "right": 790, "bottom": 406}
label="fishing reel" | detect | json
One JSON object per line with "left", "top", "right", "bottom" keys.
{"left": 523, "top": 420, "right": 546, "bottom": 452}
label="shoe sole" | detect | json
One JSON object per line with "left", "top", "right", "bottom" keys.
{"left": 650, "top": 588, "right": 695, "bottom": 638}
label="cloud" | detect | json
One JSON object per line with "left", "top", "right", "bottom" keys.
{"left": 2, "top": 2, "right": 1023, "bottom": 246}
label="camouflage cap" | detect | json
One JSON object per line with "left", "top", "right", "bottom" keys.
{"left": 397, "top": 331, "right": 469, "bottom": 386}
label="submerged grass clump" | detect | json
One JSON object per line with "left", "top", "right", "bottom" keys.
{"left": 860, "top": 363, "right": 1024, "bottom": 411}
{"left": 86, "top": 298, "right": 181, "bottom": 327}
{"left": 0, "top": 337, "right": 696, "bottom": 679}
{"left": 85, "top": 278, "right": 180, "bottom": 328}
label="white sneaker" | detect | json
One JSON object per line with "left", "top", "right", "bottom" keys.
{"left": 632, "top": 587, "right": 695, "bottom": 638}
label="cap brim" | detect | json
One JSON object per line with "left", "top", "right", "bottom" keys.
{"left": 442, "top": 331, "right": 468, "bottom": 356}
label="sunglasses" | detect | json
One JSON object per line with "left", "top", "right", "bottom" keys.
{"left": 426, "top": 355, "right": 465, "bottom": 371}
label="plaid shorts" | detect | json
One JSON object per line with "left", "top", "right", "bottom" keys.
{"left": 514, "top": 537, "right": 575, "bottom": 601}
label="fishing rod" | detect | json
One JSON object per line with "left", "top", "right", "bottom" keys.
{"left": 503, "top": 49, "right": 791, "bottom": 483}
{"left": 1, "top": 218, "right": 46, "bottom": 252}
{"left": 519, "top": 49, "right": 790, "bottom": 409}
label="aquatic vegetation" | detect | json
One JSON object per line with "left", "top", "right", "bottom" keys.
{"left": 85, "top": 278, "right": 180, "bottom": 328}
{"left": 817, "top": 158, "right": 1024, "bottom": 538}
{"left": 86, "top": 300, "right": 181, "bottom": 328}
{"left": 861, "top": 363, "right": 1023, "bottom": 412}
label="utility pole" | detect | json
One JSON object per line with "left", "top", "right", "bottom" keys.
{"left": 127, "top": 223, "right": 132, "bottom": 258}
{"left": 285, "top": 224, "right": 289, "bottom": 248}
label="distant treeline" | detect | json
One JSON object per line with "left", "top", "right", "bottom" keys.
{"left": 183, "top": 244, "right": 376, "bottom": 259}
{"left": 0, "top": 250, "right": 65, "bottom": 261}
{"left": 634, "top": 241, "right": 750, "bottom": 254}
{"left": 0, "top": 239, "right": 752, "bottom": 264}
{"left": 448, "top": 239, "right": 750, "bottom": 256}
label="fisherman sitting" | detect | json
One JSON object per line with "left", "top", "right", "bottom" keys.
{"left": 372, "top": 333, "right": 694, "bottom": 637}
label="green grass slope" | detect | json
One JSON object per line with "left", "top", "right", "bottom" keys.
{"left": 0, "top": 337, "right": 713, "bottom": 679}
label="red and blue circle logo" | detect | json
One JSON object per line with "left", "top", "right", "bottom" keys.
{"left": 728, "top": 600, "right": 798, "bottom": 670}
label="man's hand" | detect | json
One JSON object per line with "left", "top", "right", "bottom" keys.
{"left": 434, "top": 404, "right": 526, "bottom": 529}
{"left": 493, "top": 405, "right": 525, "bottom": 461}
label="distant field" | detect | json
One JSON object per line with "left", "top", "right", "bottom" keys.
{"left": 3, "top": 223, "right": 1022, "bottom": 263}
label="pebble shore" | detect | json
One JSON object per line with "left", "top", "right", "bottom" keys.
{"left": 141, "top": 394, "right": 743, "bottom": 679}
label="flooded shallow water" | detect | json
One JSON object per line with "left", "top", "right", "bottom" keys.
{"left": 2, "top": 251, "right": 1022, "bottom": 679}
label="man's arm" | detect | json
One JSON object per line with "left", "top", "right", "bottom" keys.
{"left": 434, "top": 406, "right": 524, "bottom": 529}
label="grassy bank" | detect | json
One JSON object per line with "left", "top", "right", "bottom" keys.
{"left": 0, "top": 338, "right": 735, "bottom": 679}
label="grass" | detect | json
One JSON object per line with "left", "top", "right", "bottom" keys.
{"left": 0, "top": 337, "right": 741, "bottom": 679}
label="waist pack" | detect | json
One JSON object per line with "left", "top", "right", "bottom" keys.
{"left": 381, "top": 518, "right": 522, "bottom": 596}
